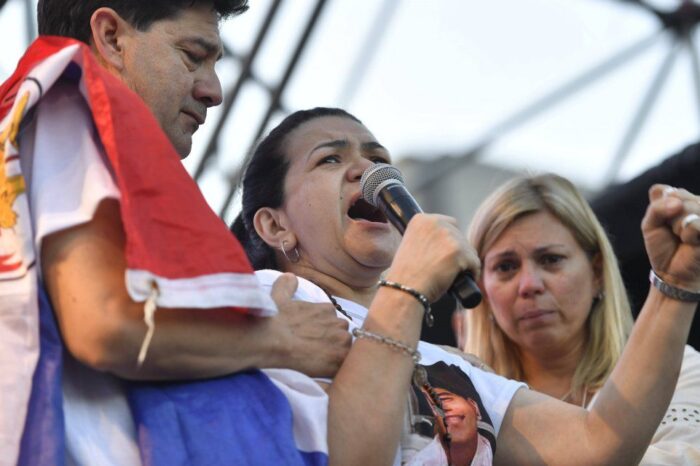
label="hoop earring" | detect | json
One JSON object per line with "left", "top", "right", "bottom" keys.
{"left": 280, "top": 240, "right": 300, "bottom": 263}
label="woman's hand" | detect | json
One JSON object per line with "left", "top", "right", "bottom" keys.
{"left": 385, "top": 213, "right": 480, "bottom": 302}
{"left": 642, "top": 184, "right": 700, "bottom": 290}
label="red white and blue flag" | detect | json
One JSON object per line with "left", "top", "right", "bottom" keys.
{"left": 0, "top": 37, "right": 328, "bottom": 466}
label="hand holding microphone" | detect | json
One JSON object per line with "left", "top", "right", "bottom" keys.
{"left": 360, "top": 163, "right": 482, "bottom": 310}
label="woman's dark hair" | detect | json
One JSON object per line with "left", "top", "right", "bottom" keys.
{"left": 37, "top": 0, "right": 248, "bottom": 44}
{"left": 231, "top": 107, "right": 362, "bottom": 270}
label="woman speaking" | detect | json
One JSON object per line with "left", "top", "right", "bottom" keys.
{"left": 233, "top": 107, "right": 700, "bottom": 465}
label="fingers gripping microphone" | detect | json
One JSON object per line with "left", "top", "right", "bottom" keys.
{"left": 360, "top": 164, "right": 482, "bottom": 309}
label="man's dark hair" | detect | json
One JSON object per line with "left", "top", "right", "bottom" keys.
{"left": 231, "top": 107, "right": 362, "bottom": 270}
{"left": 37, "top": 0, "right": 248, "bottom": 44}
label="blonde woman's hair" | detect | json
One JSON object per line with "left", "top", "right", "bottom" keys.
{"left": 464, "top": 173, "right": 633, "bottom": 395}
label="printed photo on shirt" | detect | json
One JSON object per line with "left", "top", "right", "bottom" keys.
{"left": 405, "top": 361, "right": 496, "bottom": 466}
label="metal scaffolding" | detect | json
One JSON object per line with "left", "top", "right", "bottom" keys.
{"left": 6, "top": 0, "right": 700, "bottom": 213}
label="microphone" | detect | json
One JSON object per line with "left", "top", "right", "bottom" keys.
{"left": 360, "top": 163, "right": 482, "bottom": 309}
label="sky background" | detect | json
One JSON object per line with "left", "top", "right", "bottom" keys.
{"left": 2, "top": 0, "right": 698, "bottom": 209}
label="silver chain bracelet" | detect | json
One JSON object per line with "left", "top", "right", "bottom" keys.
{"left": 352, "top": 328, "right": 421, "bottom": 364}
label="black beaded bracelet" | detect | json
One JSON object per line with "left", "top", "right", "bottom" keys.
{"left": 378, "top": 279, "right": 434, "bottom": 327}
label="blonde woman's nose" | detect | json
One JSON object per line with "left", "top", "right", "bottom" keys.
{"left": 518, "top": 262, "right": 545, "bottom": 297}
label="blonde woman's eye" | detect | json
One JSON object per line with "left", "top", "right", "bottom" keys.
{"left": 541, "top": 254, "right": 564, "bottom": 265}
{"left": 493, "top": 261, "right": 516, "bottom": 274}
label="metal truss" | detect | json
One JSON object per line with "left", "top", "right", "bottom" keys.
{"left": 410, "top": 0, "right": 700, "bottom": 194}
{"left": 201, "top": 0, "right": 332, "bottom": 218}
{"left": 7, "top": 0, "right": 700, "bottom": 212}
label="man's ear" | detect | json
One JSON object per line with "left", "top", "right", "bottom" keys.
{"left": 253, "top": 207, "right": 297, "bottom": 251}
{"left": 89, "top": 8, "right": 132, "bottom": 71}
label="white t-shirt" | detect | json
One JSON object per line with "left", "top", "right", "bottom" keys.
{"left": 256, "top": 269, "right": 525, "bottom": 465}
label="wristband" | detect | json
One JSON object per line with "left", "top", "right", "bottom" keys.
{"left": 649, "top": 269, "right": 700, "bottom": 302}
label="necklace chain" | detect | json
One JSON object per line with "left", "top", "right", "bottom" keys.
{"left": 322, "top": 290, "right": 353, "bottom": 322}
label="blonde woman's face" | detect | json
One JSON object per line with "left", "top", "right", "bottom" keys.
{"left": 482, "top": 211, "right": 600, "bottom": 356}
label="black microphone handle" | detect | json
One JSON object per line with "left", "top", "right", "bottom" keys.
{"left": 376, "top": 184, "right": 482, "bottom": 309}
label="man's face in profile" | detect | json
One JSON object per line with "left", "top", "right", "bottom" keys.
{"left": 117, "top": 3, "right": 224, "bottom": 157}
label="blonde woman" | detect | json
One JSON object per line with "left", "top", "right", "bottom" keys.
{"left": 464, "top": 173, "right": 700, "bottom": 464}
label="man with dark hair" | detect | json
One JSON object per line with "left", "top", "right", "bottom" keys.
{"left": 35, "top": 0, "right": 241, "bottom": 157}
{"left": 0, "top": 2, "right": 349, "bottom": 464}
{"left": 37, "top": 0, "right": 249, "bottom": 44}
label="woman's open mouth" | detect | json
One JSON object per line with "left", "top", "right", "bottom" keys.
{"left": 347, "top": 198, "right": 387, "bottom": 223}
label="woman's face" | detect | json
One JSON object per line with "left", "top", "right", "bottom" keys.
{"left": 481, "top": 210, "right": 600, "bottom": 356}
{"left": 279, "top": 116, "right": 402, "bottom": 283}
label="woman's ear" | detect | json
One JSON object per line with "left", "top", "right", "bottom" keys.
{"left": 89, "top": 8, "right": 132, "bottom": 71}
{"left": 253, "top": 207, "right": 296, "bottom": 251}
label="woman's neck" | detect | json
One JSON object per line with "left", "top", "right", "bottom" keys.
{"left": 519, "top": 339, "right": 586, "bottom": 402}
{"left": 286, "top": 262, "right": 379, "bottom": 309}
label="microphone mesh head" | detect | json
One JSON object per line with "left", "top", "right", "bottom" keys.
{"left": 360, "top": 163, "right": 405, "bottom": 207}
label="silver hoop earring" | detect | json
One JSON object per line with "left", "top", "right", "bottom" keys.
{"left": 280, "top": 240, "right": 300, "bottom": 263}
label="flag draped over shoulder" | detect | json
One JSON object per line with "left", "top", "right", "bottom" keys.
{"left": 0, "top": 37, "right": 330, "bottom": 466}
{"left": 5, "top": 36, "right": 277, "bottom": 312}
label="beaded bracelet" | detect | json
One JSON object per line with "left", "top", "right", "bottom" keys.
{"left": 378, "top": 279, "right": 434, "bottom": 327}
{"left": 352, "top": 328, "right": 421, "bottom": 364}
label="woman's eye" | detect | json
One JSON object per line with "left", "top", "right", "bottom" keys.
{"left": 493, "top": 261, "right": 516, "bottom": 274}
{"left": 318, "top": 155, "right": 341, "bottom": 165}
{"left": 370, "top": 156, "right": 389, "bottom": 164}
{"left": 541, "top": 254, "right": 564, "bottom": 266}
